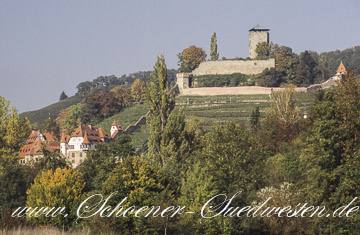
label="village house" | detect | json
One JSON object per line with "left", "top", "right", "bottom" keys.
{"left": 19, "top": 121, "right": 124, "bottom": 168}
{"left": 60, "top": 121, "right": 124, "bottom": 168}
{"left": 19, "top": 130, "right": 60, "bottom": 164}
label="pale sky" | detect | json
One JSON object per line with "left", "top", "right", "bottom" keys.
{"left": 1, "top": 0, "right": 359, "bottom": 113}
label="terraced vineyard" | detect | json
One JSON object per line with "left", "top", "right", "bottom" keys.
{"left": 176, "top": 92, "right": 316, "bottom": 128}
{"left": 102, "top": 92, "right": 317, "bottom": 149}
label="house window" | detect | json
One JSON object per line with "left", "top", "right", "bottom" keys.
{"left": 80, "top": 153, "right": 82, "bottom": 158}
{"left": 72, "top": 160, "right": 75, "bottom": 163}
{"left": 72, "top": 153, "right": 75, "bottom": 158}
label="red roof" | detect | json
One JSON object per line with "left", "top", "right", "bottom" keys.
{"left": 25, "top": 130, "right": 57, "bottom": 144}
{"left": 60, "top": 133, "right": 70, "bottom": 143}
{"left": 111, "top": 120, "right": 123, "bottom": 130}
{"left": 83, "top": 131, "right": 90, "bottom": 144}
{"left": 70, "top": 124, "right": 111, "bottom": 144}
{"left": 19, "top": 138, "right": 60, "bottom": 158}
{"left": 43, "top": 133, "right": 57, "bottom": 142}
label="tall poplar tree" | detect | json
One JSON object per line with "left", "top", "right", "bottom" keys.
{"left": 146, "top": 55, "right": 197, "bottom": 195}
{"left": 147, "top": 55, "right": 175, "bottom": 166}
{"left": 210, "top": 32, "right": 219, "bottom": 61}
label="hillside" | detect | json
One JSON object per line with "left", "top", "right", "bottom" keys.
{"left": 98, "top": 92, "right": 316, "bottom": 149}
{"left": 176, "top": 92, "right": 316, "bottom": 129}
{"left": 20, "top": 95, "right": 83, "bottom": 126}
{"left": 97, "top": 103, "right": 148, "bottom": 133}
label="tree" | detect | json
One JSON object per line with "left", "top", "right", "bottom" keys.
{"left": 57, "top": 103, "right": 82, "bottom": 134}
{"left": 255, "top": 68, "right": 284, "bottom": 87}
{"left": 147, "top": 55, "right": 175, "bottom": 143}
{"left": 44, "top": 118, "right": 60, "bottom": 137}
{"left": 201, "top": 122, "right": 267, "bottom": 195}
{"left": 298, "top": 73, "right": 360, "bottom": 233}
{"left": 130, "top": 79, "right": 147, "bottom": 103}
{"left": 250, "top": 106, "right": 261, "bottom": 131}
{"left": 0, "top": 97, "right": 31, "bottom": 223}
{"left": 263, "top": 85, "right": 301, "bottom": 145}
{"left": 0, "top": 156, "right": 27, "bottom": 224}
{"left": 109, "top": 134, "right": 135, "bottom": 158}
{"left": 110, "top": 85, "right": 130, "bottom": 107}
{"left": 37, "top": 144, "right": 70, "bottom": 172}
{"left": 294, "top": 50, "right": 320, "bottom": 86}
{"left": 59, "top": 91, "right": 68, "bottom": 101}
{"left": 179, "top": 122, "right": 268, "bottom": 234}
{"left": 0, "top": 96, "right": 31, "bottom": 156}
{"left": 77, "top": 146, "right": 117, "bottom": 192}
{"left": 102, "top": 156, "right": 165, "bottom": 233}
{"left": 178, "top": 45, "right": 206, "bottom": 72}
{"left": 26, "top": 168, "right": 85, "bottom": 229}
{"left": 147, "top": 55, "right": 198, "bottom": 196}
{"left": 210, "top": 32, "right": 219, "bottom": 61}
{"left": 255, "top": 183, "right": 312, "bottom": 234}
{"left": 255, "top": 41, "right": 271, "bottom": 59}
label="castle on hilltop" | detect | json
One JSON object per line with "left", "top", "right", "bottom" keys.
{"left": 177, "top": 25, "right": 275, "bottom": 89}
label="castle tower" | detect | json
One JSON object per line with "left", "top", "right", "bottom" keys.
{"left": 60, "top": 133, "right": 68, "bottom": 157}
{"left": 110, "top": 120, "right": 123, "bottom": 138}
{"left": 249, "top": 25, "right": 270, "bottom": 59}
{"left": 176, "top": 72, "right": 191, "bottom": 90}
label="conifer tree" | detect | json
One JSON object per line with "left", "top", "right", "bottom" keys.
{"left": 59, "top": 91, "right": 68, "bottom": 101}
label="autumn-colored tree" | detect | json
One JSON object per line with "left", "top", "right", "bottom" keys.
{"left": 130, "top": 79, "right": 147, "bottom": 103}
{"left": 110, "top": 85, "right": 130, "bottom": 106}
{"left": 178, "top": 45, "right": 207, "bottom": 72}
{"left": 97, "top": 91, "right": 122, "bottom": 118}
{"left": 26, "top": 168, "right": 85, "bottom": 228}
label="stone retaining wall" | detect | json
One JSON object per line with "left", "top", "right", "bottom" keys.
{"left": 180, "top": 86, "right": 307, "bottom": 96}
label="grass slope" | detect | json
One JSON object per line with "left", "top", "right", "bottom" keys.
{"left": 97, "top": 103, "right": 148, "bottom": 132}
{"left": 97, "top": 103, "right": 149, "bottom": 149}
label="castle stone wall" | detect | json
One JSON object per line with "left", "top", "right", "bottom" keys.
{"left": 191, "top": 59, "right": 275, "bottom": 76}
